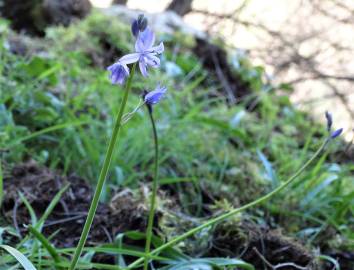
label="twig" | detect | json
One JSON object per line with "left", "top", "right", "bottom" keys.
{"left": 13, "top": 199, "right": 22, "bottom": 238}
{"left": 211, "top": 50, "right": 236, "bottom": 103}
{"left": 253, "top": 247, "right": 309, "bottom": 270}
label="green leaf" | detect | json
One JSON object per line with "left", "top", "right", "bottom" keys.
{"left": 28, "top": 226, "right": 62, "bottom": 266}
{"left": 163, "top": 261, "right": 212, "bottom": 270}
{"left": 0, "top": 244, "right": 37, "bottom": 270}
{"left": 257, "top": 150, "right": 279, "bottom": 188}
{"left": 161, "top": 257, "right": 254, "bottom": 270}
{"left": 18, "top": 192, "right": 37, "bottom": 226}
{"left": 21, "top": 56, "right": 59, "bottom": 85}
{"left": 36, "top": 183, "right": 70, "bottom": 231}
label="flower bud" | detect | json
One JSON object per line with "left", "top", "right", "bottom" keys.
{"left": 331, "top": 128, "right": 343, "bottom": 139}
{"left": 131, "top": 14, "right": 148, "bottom": 37}
{"left": 325, "top": 111, "right": 332, "bottom": 131}
{"left": 137, "top": 14, "right": 148, "bottom": 32}
{"left": 131, "top": 20, "right": 139, "bottom": 37}
{"left": 144, "top": 85, "right": 167, "bottom": 106}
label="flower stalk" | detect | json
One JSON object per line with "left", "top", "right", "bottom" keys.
{"left": 69, "top": 63, "right": 137, "bottom": 270}
{"left": 143, "top": 105, "right": 160, "bottom": 270}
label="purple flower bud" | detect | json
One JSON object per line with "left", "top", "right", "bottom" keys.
{"left": 325, "top": 111, "right": 332, "bottom": 131}
{"left": 144, "top": 85, "right": 167, "bottom": 105}
{"left": 331, "top": 128, "right": 343, "bottom": 139}
{"left": 107, "top": 61, "right": 129, "bottom": 85}
{"left": 137, "top": 14, "right": 148, "bottom": 32}
{"left": 131, "top": 20, "right": 139, "bottom": 37}
{"left": 131, "top": 14, "right": 148, "bottom": 37}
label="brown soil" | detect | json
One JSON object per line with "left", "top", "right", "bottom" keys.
{"left": 1, "top": 160, "right": 148, "bottom": 248}
{"left": 209, "top": 221, "right": 319, "bottom": 270}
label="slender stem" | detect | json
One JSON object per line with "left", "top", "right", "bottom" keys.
{"left": 127, "top": 139, "right": 329, "bottom": 269}
{"left": 0, "top": 158, "right": 3, "bottom": 209}
{"left": 143, "top": 108, "right": 159, "bottom": 270}
{"left": 69, "top": 64, "right": 136, "bottom": 270}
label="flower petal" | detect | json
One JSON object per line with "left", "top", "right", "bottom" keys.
{"left": 107, "top": 62, "right": 130, "bottom": 85}
{"left": 139, "top": 60, "right": 148, "bottom": 77}
{"left": 119, "top": 53, "right": 140, "bottom": 65}
{"left": 135, "top": 27, "right": 155, "bottom": 52}
{"left": 145, "top": 54, "right": 160, "bottom": 68}
{"left": 151, "top": 42, "right": 164, "bottom": 54}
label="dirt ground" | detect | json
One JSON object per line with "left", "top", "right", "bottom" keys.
{"left": 3, "top": 161, "right": 353, "bottom": 269}
{"left": 2, "top": 161, "right": 148, "bottom": 248}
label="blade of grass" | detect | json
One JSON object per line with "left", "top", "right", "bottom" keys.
{"left": 59, "top": 246, "right": 169, "bottom": 261}
{"left": 28, "top": 226, "right": 63, "bottom": 269}
{"left": 18, "top": 192, "right": 37, "bottom": 226}
{"left": 35, "top": 183, "right": 70, "bottom": 231}
{"left": 0, "top": 244, "right": 37, "bottom": 270}
{"left": 36, "top": 259, "right": 122, "bottom": 270}
{"left": 17, "top": 183, "right": 70, "bottom": 250}
{"left": 7, "top": 121, "right": 89, "bottom": 148}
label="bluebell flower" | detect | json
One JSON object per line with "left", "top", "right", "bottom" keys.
{"left": 331, "top": 128, "right": 343, "bottom": 139}
{"left": 117, "top": 28, "right": 164, "bottom": 77}
{"left": 107, "top": 61, "right": 129, "bottom": 85}
{"left": 144, "top": 85, "right": 167, "bottom": 105}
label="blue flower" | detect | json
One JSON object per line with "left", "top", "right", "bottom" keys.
{"left": 331, "top": 128, "right": 343, "bottom": 139}
{"left": 107, "top": 61, "right": 129, "bottom": 85}
{"left": 117, "top": 28, "right": 164, "bottom": 77}
{"left": 144, "top": 85, "right": 167, "bottom": 105}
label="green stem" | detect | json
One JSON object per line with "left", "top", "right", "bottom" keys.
{"left": 127, "top": 139, "right": 329, "bottom": 269}
{"left": 69, "top": 63, "right": 136, "bottom": 270}
{"left": 0, "top": 158, "right": 3, "bottom": 209}
{"left": 143, "top": 108, "right": 159, "bottom": 270}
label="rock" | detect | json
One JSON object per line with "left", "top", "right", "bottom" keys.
{"left": 0, "top": 0, "right": 92, "bottom": 35}
{"left": 42, "top": 0, "right": 92, "bottom": 26}
{"left": 101, "top": 5, "right": 206, "bottom": 39}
